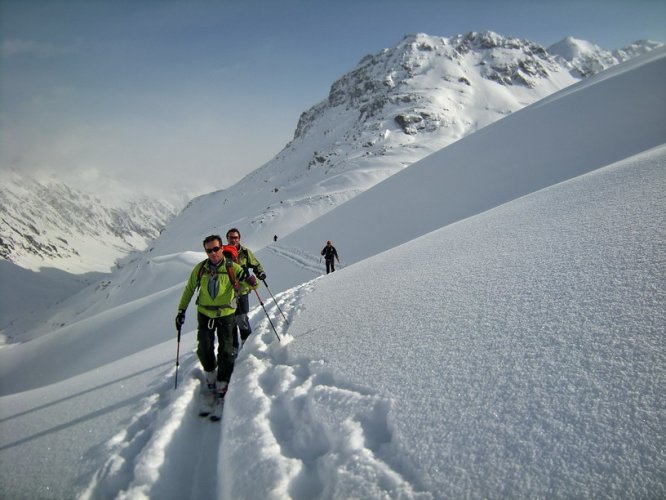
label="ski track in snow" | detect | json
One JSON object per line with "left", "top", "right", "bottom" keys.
{"left": 76, "top": 284, "right": 322, "bottom": 500}
{"left": 75, "top": 231, "right": 385, "bottom": 500}
{"left": 78, "top": 355, "right": 221, "bottom": 499}
{"left": 222, "top": 282, "right": 429, "bottom": 499}
{"left": 266, "top": 244, "right": 345, "bottom": 276}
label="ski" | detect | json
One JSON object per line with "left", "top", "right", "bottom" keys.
{"left": 198, "top": 384, "right": 216, "bottom": 417}
{"left": 209, "top": 397, "right": 224, "bottom": 422}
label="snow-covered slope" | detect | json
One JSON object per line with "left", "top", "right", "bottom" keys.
{"left": 221, "top": 144, "right": 665, "bottom": 500}
{"left": 150, "top": 32, "right": 659, "bottom": 257}
{"left": 0, "top": 260, "right": 105, "bottom": 344}
{"left": 0, "top": 170, "right": 181, "bottom": 273}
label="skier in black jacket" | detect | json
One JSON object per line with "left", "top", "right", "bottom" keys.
{"left": 321, "top": 240, "right": 340, "bottom": 274}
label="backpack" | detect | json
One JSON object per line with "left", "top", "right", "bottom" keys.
{"left": 195, "top": 258, "right": 239, "bottom": 293}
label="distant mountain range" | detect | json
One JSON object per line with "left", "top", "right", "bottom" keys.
{"left": 0, "top": 170, "right": 181, "bottom": 272}
{"left": 1, "top": 32, "right": 661, "bottom": 272}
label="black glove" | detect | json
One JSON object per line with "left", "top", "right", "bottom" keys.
{"left": 256, "top": 271, "right": 266, "bottom": 281}
{"left": 175, "top": 310, "right": 186, "bottom": 329}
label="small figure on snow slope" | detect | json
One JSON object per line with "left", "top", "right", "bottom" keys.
{"left": 321, "top": 240, "right": 340, "bottom": 274}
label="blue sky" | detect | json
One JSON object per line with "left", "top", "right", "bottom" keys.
{"left": 1, "top": 0, "right": 664, "bottom": 195}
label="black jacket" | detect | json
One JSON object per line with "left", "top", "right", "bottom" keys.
{"left": 321, "top": 245, "right": 338, "bottom": 260}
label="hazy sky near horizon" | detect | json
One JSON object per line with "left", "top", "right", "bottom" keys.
{"left": 1, "top": 0, "right": 664, "bottom": 196}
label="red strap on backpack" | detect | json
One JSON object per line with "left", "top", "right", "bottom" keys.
{"left": 226, "top": 259, "right": 240, "bottom": 292}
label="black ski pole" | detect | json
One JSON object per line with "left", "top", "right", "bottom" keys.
{"left": 174, "top": 325, "right": 182, "bottom": 389}
{"left": 261, "top": 279, "right": 290, "bottom": 325}
{"left": 253, "top": 288, "right": 281, "bottom": 342}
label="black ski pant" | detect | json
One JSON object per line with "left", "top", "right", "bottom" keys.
{"left": 197, "top": 312, "right": 235, "bottom": 383}
{"left": 325, "top": 258, "right": 335, "bottom": 274}
{"left": 233, "top": 293, "right": 252, "bottom": 349}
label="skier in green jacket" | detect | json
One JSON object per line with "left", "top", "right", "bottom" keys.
{"left": 226, "top": 228, "right": 266, "bottom": 351}
{"left": 175, "top": 235, "right": 257, "bottom": 404}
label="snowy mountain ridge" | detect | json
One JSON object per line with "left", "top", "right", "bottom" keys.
{"left": 152, "top": 31, "right": 660, "bottom": 258}
{"left": 0, "top": 170, "right": 182, "bottom": 273}
{"left": 548, "top": 35, "right": 663, "bottom": 77}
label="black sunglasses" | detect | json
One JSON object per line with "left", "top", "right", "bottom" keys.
{"left": 205, "top": 246, "right": 221, "bottom": 254}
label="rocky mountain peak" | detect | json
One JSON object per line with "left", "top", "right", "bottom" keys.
{"left": 294, "top": 32, "right": 662, "bottom": 146}
{"left": 294, "top": 31, "right": 564, "bottom": 145}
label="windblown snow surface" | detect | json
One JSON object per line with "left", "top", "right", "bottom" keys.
{"left": 0, "top": 49, "right": 664, "bottom": 499}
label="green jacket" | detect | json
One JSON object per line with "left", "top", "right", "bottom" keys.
{"left": 178, "top": 259, "right": 247, "bottom": 318}
{"left": 236, "top": 245, "right": 264, "bottom": 295}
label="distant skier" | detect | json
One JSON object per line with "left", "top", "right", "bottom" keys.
{"left": 175, "top": 235, "right": 257, "bottom": 416}
{"left": 321, "top": 240, "right": 340, "bottom": 274}
{"left": 273, "top": 235, "right": 278, "bottom": 243}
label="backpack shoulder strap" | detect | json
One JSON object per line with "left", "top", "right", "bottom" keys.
{"left": 195, "top": 259, "right": 208, "bottom": 290}
{"left": 225, "top": 257, "right": 240, "bottom": 292}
